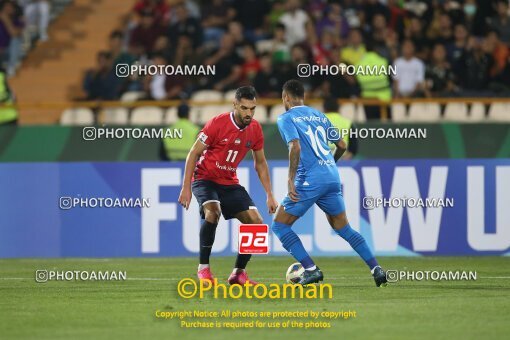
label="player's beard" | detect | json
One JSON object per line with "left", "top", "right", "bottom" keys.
{"left": 242, "top": 115, "right": 252, "bottom": 126}
{"left": 236, "top": 112, "right": 252, "bottom": 128}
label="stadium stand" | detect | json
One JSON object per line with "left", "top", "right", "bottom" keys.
{"left": 4, "top": 0, "right": 510, "bottom": 125}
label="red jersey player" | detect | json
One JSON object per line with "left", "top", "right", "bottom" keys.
{"left": 178, "top": 86, "right": 278, "bottom": 286}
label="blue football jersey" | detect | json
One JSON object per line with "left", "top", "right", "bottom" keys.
{"left": 277, "top": 105, "right": 341, "bottom": 186}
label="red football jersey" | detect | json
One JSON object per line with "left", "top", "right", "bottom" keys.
{"left": 193, "top": 112, "right": 264, "bottom": 185}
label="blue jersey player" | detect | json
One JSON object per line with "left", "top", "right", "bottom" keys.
{"left": 272, "top": 79, "right": 387, "bottom": 287}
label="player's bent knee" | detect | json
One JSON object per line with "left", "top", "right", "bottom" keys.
{"left": 271, "top": 221, "right": 289, "bottom": 236}
{"left": 204, "top": 208, "right": 221, "bottom": 224}
{"left": 249, "top": 214, "right": 263, "bottom": 224}
{"left": 329, "top": 212, "right": 349, "bottom": 230}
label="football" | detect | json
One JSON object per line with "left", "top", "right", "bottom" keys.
{"left": 285, "top": 262, "right": 305, "bottom": 284}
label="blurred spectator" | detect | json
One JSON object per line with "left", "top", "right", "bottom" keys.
{"left": 428, "top": 12, "right": 454, "bottom": 45}
{"left": 315, "top": 3, "right": 349, "bottom": 39}
{"left": 173, "top": 35, "right": 196, "bottom": 66}
{"left": 493, "top": 54, "right": 510, "bottom": 92}
{"left": 392, "top": 39, "right": 426, "bottom": 98}
{"left": 405, "top": 16, "right": 430, "bottom": 60}
{"left": 489, "top": 0, "right": 510, "bottom": 44}
{"left": 456, "top": 37, "right": 494, "bottom": 94}
{"left": 169, "top": 0, "right": 200, "bottom": 24}
{"left": 341, "top": 29, "right": 366, "bottom": 65}
{"left": 161, "top": 103, "right": 199, "bottom": 161}
{"left": 0, "top": 1, "right": 22, "bottom": 72}
{"left": 6, "top": 0, "right": 22, "bottom": 76}
{"left": 201, "top": 0, "right": 234, "bottom": 46}
{"left": 425, "top": 43, "right": 457, "bottom": 97}
{"left": 133, "top": 0, "right": 169, "bottom": 24}
{"left": 485, "top": 29, "right": 509, "bottom": 78}
{"left": 370, "top": 13, "right": 397, "bottom": 61}
{"left": 204, "top": 33, "right": 242, "bottom": 91}
{"left": 109, "top": 30, "right": 136, "bottom": 67}
{"left": 253, "top": 53, "right": 281, "bottom": 98}
{"left": 228, "top": 21, "right": 249, "bottom": 53}
{"left": 256, "top": 23, "right": 291, "bottom": 64}
{"left": 463, "top": 0, "right": 478, "bottom": 33}
{"left": 268, "top": 1, "right": 285, "bottom": 29}
{"left": 23, "top": 0, "right": 49, "bottom": 42}
{"left": 447, "top": 23, "right": 469, "bottom": 66}
{"left": 356, "top": 41, "right": 391, "bottom": 118}
{"left": 83, "top": 52, "right": 121, "bottom": 100}
{"left": 129, "top": 9, "right": 165, "bottom": 56}
{"left": 232, "top": 0, "right": 270, "bottom": 41}
{"left": 0, "top": 66, "right": 17, "bottom": 125}
{"left": 240, "top": 43, "right": 260, "bottom": 85}
{"left": 144, "top": 54, "right": 187, "bottom": 100}
{"left": 323, "top": 97, "right": 357, "bottom": 159}
{"left": 279, "top": 0, "right": 310, "bottom": 46}
{"left": 168, "top": 3, "right": 202, "bottom": 49}
{"left": 362, "top": 0, "right": 390, "bottom": 28}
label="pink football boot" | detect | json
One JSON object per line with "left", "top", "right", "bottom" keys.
{"left": 197, "top": 267, "right": 216, "bottom": 286}
{"left": 228, "top": 270, "right": 259, "bottom": 285}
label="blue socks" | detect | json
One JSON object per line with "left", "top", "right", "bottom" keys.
{"left": 272, "top": 221, "right": 378, "bottom": 271}
{"left": 271, "top": 221, "right": 315, "bottom": 269}
{"left": 335, "top": 224, "right": 378, "bottom": 270}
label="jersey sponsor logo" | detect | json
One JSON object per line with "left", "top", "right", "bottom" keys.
{"left": 198, "top": 132, "right": 208, "bottom": 144}
{"left": 238, "top": 224, "right": 269, "bottom": 254}
{"left": 215, "top": 161, "right": 237, "bottom": 172}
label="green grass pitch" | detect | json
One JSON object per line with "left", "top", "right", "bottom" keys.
{"left": 1, "top": 257, "right": 509, "bottom": 339}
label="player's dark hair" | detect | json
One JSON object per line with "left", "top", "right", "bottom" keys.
{"left": 235, "top": 86, "right": 257, "bottom": 101}
{"left": 282, "top": 79, "right": 305, "bottom": 99}
{"left": 323, "top": 97, "right": 339, "bottom": 112}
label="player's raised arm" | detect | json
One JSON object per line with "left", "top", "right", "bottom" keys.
{"left": 252, "top": 148, "right": 278, "bottom": 214}
{"left": 287, "top": 139, "right": 301, "bottom": 202}
{"left": 178, "top": 139, "right": 207, "bottom": 210}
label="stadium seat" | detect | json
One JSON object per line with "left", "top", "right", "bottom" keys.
{"left": 443, "top": 103, "right": 468, "bottom": 121}
{"left": 120, "top": 91, "right": 146, "bottom": 102}
{"left": 60, "top": 108, "right": 95, "bottom": 126}
{"left": 130, "top": 106, "right": 164, "bottom": 125}
{"left": 223, "top": 89, "right": 237, "bottom": 101}
{"left": 189, "top": 107, "right": 201, "bottom": 124}
{"left": 355, "top": 105, "right": 367, "bottom": 122}
{"left": 391, "top": 103, "right": 408, "bottom": 122}
{"left": 408, "top": 103, "right": 441, "bottom": 122}
{"left": 254, "top": 105, "right": 268, "bottom": 123}
{"left": 198, "top": 105, "right": 232, "bottom": 124}
{"left": 191, "top": 90, "right": 223, "bottom": 102}
{"left": 488, "top": 103, "right": 510, "bottom": 122}
{"left": 310, "top": 103, "right": 324, "bottom": 112}
{"left": 102, "top": 108, "right": 129, "bottom": 125}
{"left": 469, "top": 103, "right": 486, "bottom": 121}
{"left": 269, "top": 104, "right": 287, "bottom": 122}
{"left": 340, "top": 103, "right": 356, "bottom": 121}
{"left": 164, "top": 107, "right": 178, "bottom": 125}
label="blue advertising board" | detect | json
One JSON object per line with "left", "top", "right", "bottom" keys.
{"left": 1, "top": 160, "right": 509, "bottom": 257}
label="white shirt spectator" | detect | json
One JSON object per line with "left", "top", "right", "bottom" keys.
{"left": 150, "top": 74, "right": 167, "bottom": 100}
{"left": 392, "top": 57, "right": 425, "bottom": 97}
{"left": 279, "top": 10, "right": 309, "bottom": 46}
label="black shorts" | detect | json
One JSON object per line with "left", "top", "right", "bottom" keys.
{"left": 192, "top": 180, "right": 257, "bottom": 220}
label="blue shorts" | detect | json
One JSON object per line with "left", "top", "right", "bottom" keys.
{"left": 281, "top": 181, "right": 345, "bottom": 217}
